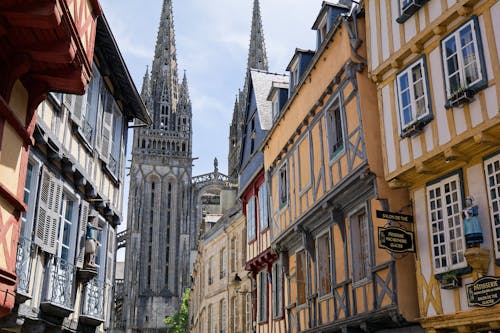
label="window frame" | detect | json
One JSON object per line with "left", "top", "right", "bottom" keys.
{"left": 396, "top": 0, "right": 430, "bottom": 24}
{"left": 426, "top": 171, "right": 467, "bottom": 274}
{"left": 278, "top": 164, "right": 289, "bottom": 210}
{"left": 316, "top": 231, "right": 332, "bottom": 297}
{"left": 258, "top": 270, "right": 268, "bottom": 323}
{"left": 258, "top": 184, "right": 269, "bottom": 231}
{"left": 485, "top": 153, "right": 500, "bottom": 260}
{"left": 272, "top": 261, "right": 283, "bottom": 319}
{"left": 22, "top": 156, "right": 42, "bottom": 239}
{"left": 295, "top": 250, "right": 307, "bottom": 306}
{"left": 396, "top": 57, "right": 433, "bottom": 137}
{"left": 220, "top": 247, "right": 227, "bottom": 279}
{"left": 349, "top": 205, "right": 372, "bottom": 285}
{"left": 247, "top": 196, "right": 256, "bottom": 242}
{"left": 440, "top": 17, "right": 487, "bottom": 106}
{"left": 325, "top": 96, "right": 345, "bottom": 160}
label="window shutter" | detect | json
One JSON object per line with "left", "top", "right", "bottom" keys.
{"left": 44, "top": 175, "right": 63, "bottom": 255}
{"left": 75, "top": 200, "right": 89, "bottom": 268}
{"left": 106, "top": 227, "right": 115, "bottom": 284}
{"left": 100, "top": 95, "right": 113, "bottom": 164}
{"left": 70, "top": 94, "right": 84, "bottom": 127}
{"left": 34, "top": 168, "right": 51, "bottom": 249}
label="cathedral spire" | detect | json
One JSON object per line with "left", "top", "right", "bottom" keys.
{"left": 247, "top": 0, "right": 268, "bottom": 71}
{"left": 177, "top": 70, "right": 191, "bottom": 115}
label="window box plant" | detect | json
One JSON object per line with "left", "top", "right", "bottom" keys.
{"left": 448, "top": 87, "right": 475, "bottom": 108}
{"left": 438, "top": 271, "right": 461, "bottom": 290}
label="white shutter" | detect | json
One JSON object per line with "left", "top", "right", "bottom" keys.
{"left": 75, "top": 200, "right": 89, "bottom": 268}
{"left": 106, "top": 227, "right": 115, "bottom": 283}
{"left": 34, "top": 168, "right": 51, "bottom": 248}
{"left": 485, "top": 155, "right": 500, "bottom": 259}
{"left": 70, "top": 94, "right": 84, "bottom": 127}
{"left": 100, "top": 95, "right": 113, "bottom": 164}
{"left": 45, "top": 176, "right": 62, "bottom": 255}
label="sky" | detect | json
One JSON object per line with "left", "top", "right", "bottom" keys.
{"left": 100, "top": 0, "right": 326, "bottom": 242}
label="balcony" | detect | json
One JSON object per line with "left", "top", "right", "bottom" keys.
{"left": 41, "top": 257, "right": 75, "bottom": 317}
{"left": 80, "top": 278, "right": 105, "bottom": 326}
{"left": 15, "top": 237, "right": 34, "bottom": 301}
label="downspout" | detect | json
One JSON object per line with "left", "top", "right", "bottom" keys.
{"left": 342, "top": 1, "right": 368, "bottom": 65}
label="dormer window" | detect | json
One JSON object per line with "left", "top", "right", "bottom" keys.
{"left": 318, "top": 16, "right": 328, "bottom": 45}
{"left": 272, "top": 98, "right": 279, "bottom": 120}
{"left": 290, "top": 62, "right": 299, "bottom": 92}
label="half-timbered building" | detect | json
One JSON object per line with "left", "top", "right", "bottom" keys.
{"left": 0, "top": 15, "right": 151, "bottom": 333}
{"left": 262, "top": 2, "right": 421, "bottom": 332}
{"left": 365, "top": 0, "right": 500, "bottom": 331}
{"left": 0, "top": 0, "right": 102, "bottom": 318}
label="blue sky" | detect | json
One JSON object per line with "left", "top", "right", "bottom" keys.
{"left": 101, "top": 0, "right": 324, "bottom": 175}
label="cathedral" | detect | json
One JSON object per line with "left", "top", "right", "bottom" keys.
{"left": 118, "top": 0, "right": 194, "bottom": 331}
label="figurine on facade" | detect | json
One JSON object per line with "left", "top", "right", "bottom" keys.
{"left": 462, "top": 197, "right": 483, "bottom": 248}
{"left": 84, "top": 213, "right": 100, "bottom": 268}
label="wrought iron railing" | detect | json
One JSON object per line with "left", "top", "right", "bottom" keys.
{"left": 81, "top": 277, "right": 104, "bottom": 320}
{"left": 43, "top": 257, "right": 75, "bottom": 309}
{"left": 16, "top": 236, "right": 34, "bottom": 295}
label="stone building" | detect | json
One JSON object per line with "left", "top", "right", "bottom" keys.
{"left": 115, "top": 0, "right": 196, "bottom": 331}
{"left": 0, "top": 13, "right": 150, "bottom": 333}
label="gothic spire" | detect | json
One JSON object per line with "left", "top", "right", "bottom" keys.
{"left": 177, "top": 71, "right": 191, "bottom": 114}
{"left": 150, "top": 0, "right": 179, "bottom": 124}
{"left": 140, "top": 66, "right": 150, "bottom": 99}
{"left": 247, "top": 0, "right": 268, "bottom": 71}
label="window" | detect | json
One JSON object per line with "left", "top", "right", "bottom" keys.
{"left": 81, "top": 67, "right": 101, "bottom": 145}
{"left": 317, "top": 233, "right": 332, "bottom": 296}
{"left": 296, "top": 251, "right": 307, "bottom": 305}
{"left": 272, "top": 97, "right": 279, "bottom": 120}
{"left": 220, "top": 247, "right": 227, "bottom": 279}
{"left": 208, "top": 256, "right": 214, "bottom": 285}
{"left": 58, "top": 193, "right": 76, "bottom": 262}
{"left": 397, "top": 0, "right": 430, "bottom": 24}
{"left": 250, "top": 116, "right": 256, "bottom": 154}
{"left": 351, "top": 209, "right": 371, "bottom": 283}
{"left": 245, "top": 293, "right": 252, "bottom": 332}
{"left": 247, "top": 197, "right": 256, "bottom": 242}
{"left": 442, "top": 19, "right": 486, "bottom": 101}
{"left": 231, "top": 296, "right": 237, "bottom": 333}
{"left": 279, "top": 165, "right": 288, "bottom": 209}
{"left": 220, "top": 299, "right": 227, "bottom": 333}
{"left": 272, "top": 262, "right": 283, "bottom": 318}
{"left": 258, "top": 270, "right": 268, "bottom": 323}
{"left": 230, "top": 238, "right": 237, "bottom": 273}
{"left": 21, "top": 159, "right": 41, "bottom": 238}
{"left": 208, "top": 304, "right": 213, "bottom": 333}
{"left": 396, "top": 58, "right": 432, "bottom": 135}
{"left": 485, "top": 154, "right": 500, "bottom": 259}
{"left": 326, "top": 98, "right": 344, "bottom": 158}
{"left": 427, "top": 174, "right": 466, "bottom": 273}
{"left": 258, "top": 185, "right": 268, "bottom": 231}
{"left": 109, "top": 102, "right": 123, "bottom": 176}
{"left": 317, "top": 15, "right": 328, "bottom": 46}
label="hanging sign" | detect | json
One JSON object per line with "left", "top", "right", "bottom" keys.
{"left": 466, "top": 276, "right": 500, "bottom": 307}
{"left": 378, "top": 226, "right": 415, "bottom": 253}
{"left": 376, "top": 210, "right": 413, "bottom": 223}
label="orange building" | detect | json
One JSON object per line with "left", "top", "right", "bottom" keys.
{"left": 262, "top": 2, "right": 421, "bottom": 332}
{"left": 0, "top": 0, "right": 101, "bottom": 317}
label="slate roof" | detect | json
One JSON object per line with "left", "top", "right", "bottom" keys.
{"left": 249, "top": 69, "right": 289, "bottom": 130}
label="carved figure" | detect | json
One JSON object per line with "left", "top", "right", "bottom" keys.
{"left": 85, "top": 215, "right": 100, "bottom": 268}
{"left": 462, "top": 197, "right": 483, "bottom": 248}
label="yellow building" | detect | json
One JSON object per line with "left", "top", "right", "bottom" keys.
{"left": 262, "top": 2, "right": 421, "bottom": 332}
{"left": 365, "top": 0, "right": 500, "bottom": 331}
{"left": 190, "top": 207, "right": 252, "bottom": 333}
{"left": 0, "top": 15, "right": 151, "bottom": 333}
{"left": 0, "top": 0, "right": 101, "bottom": 318}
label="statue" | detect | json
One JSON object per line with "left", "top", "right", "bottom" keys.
{"left": 84, "top": 214, "right": 101, "bottom": 268}
{"left": 462, "top": 197, "right": 483, "bottom": 248}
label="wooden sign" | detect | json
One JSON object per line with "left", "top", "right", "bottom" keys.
{"left": 376, "top": 210, "right": 413, "bottom": 223}
{"left": 466, "top": 276, "right": 500, "bottom": 307}
{"left": 378, "top": 227, "right": 415, "bottom": 253}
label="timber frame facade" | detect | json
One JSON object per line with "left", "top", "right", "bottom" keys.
{"left": 262, "top": 2, "right": 421, "bottom": 333}
{"left": 0, "top": 0, "right": 102, "bottom": 318}
{"left": 365, "top": 0, "right": 500, "bottom": 332}
{"left": 0, "top": 15, "right": 150, "bottom": 333}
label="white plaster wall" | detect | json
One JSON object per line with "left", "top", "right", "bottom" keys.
{"left": 405, "top": 15, "right": 417, "bottom": 43}
{"left": 447, "top": 0, "right": 457, "bottom": 8}
{"left": 380, "top": 0, "right": 390, "bottom": 62}
{"left": 411, "top": 136, "right": 422, "bottom": 159}
{"left": 479, "top": 16, "right": 494, "bottom": 82}
{"left": 469, "top": 97, "right": 483, "bottom": 128}
{"left": 391, "top": 0, "right": 401, "bottom": 52}
{"left": 382, "top": 85, "right": 397, "bottom": 172}
{"left": 400, "top": 138, "right": 410, "bottom": 166}
{"left": 485, "top": 85, "right": 498, "bottom": 119}
{"left": 429, "top": 0, "right": 442, "bottom": 23}
{"left": 440, "top": 288, "right": 456, "bottom": 314}
{"left": 369, "top": 0, "right": 379, "bottom": 69}
{"left": 429, "top": 48, "right": 451, "bottom": 145}
{"left": 492, "top": 2, "right": 500, "bottom": 65}
{"left": 424, "top": 123, "right": 434, "bottom": 152}
{"left": 453, "top": 107, "right": 467, "bottom": 135}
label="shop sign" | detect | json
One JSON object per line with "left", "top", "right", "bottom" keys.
{"left": 466, "top": 276, "right": 500, "bottom": 307}
{"left": 376, "top": 210, "right": 413, "bottom": 223}
{"left": 378, "top": 227, "right": 415, "bottom": 253}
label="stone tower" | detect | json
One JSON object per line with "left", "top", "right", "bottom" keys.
{"left": 228, "top": 0, "right": 269, "bottom": 179}
{"left": 121, "top": 0, "right": 193, "bottom": 331}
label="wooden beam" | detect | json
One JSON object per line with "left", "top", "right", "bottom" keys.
{"left": 20, "top": 39, "right": 75, "bottom": 64}
{"left": 444, "top": 147, "right": 468, "bottom": 163}
{"left": 388, "top": 178, "right": 408, "bottom": 189}
{"left": 415, "top": 161, "right": 435, "bottom": 175}
{"left": 473, "top": 132, "right": 500, "bottom": 145}
{"left": 0, "top": 1, "right": 60, "bottom": 30}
